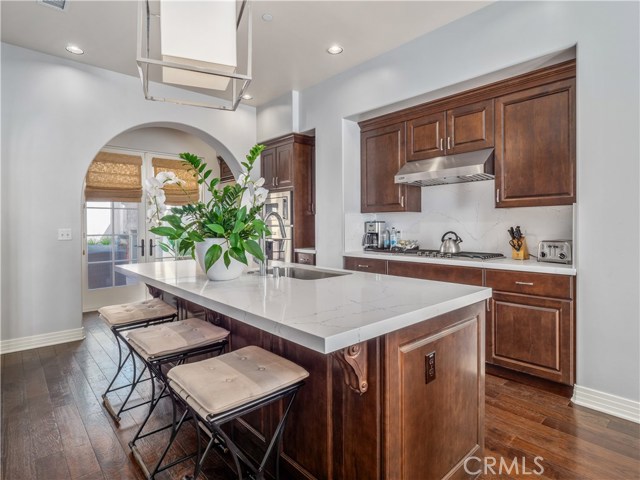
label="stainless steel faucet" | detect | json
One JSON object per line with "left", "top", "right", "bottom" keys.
{"left": 259, "top": 210, "right": 287, "bottom": 275}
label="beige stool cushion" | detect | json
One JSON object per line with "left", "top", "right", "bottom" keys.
{"left": 168, "top": 346, "right": 309, "bottom": 418}
{"left": 127, "top": 318, "right": 229, "bottom": 360}
{"left": 98, "top": 298, "right": 177, "bottom": 326}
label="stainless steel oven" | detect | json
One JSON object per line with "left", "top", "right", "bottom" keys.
{"left": 263, "top": 191, "right": 293, "bottom": 263}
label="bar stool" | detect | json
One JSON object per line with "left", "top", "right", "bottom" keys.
{"left": 99, "top": 298, "right": 178, "bottom": 422}
{"left": 165, "top": 346, "right": 309, "bottom": 480}
{"left": 125, "top": 317, "right": 230, "bottom": 479}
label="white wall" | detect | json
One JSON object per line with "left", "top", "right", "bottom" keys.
{"left": 296, "top": 2, "right": 640, "bottom": 402}
{"left": 256, "top": 90, "right": 299, "bottom": 142}
{"left": 1, "top": 44, "right": 256, "bottom": 342}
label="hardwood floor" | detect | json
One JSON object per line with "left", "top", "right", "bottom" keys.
{"left": 2, "top": 313, "right": 639, "bottom": 479}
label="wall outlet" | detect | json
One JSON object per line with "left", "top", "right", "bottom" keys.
{"left": 57, "top": 228, "right": 72, "bottom": 241}
{"left": 425, "top": 351, "right": 436, "bottom": 384}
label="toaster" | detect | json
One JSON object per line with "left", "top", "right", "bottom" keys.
{"left": 537, "top": 240, "right": 572, "bottom": 264}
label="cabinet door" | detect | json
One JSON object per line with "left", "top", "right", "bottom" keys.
{"left": 275, "top": 143, "right": 294, "bottom": 189}
{"left": 446, "top": 99, "right": 494, "bottom": 155}
{"left": 487, "top": 292, "right": 574, "bottom": 385}
{"left": 495, "top": 78, "right": 576, "bottom": 207}
{"left": 361, "top": 123, "right": 420, "bottom": 212}
{"left": 261, "top": 147, "right": 276, "bottom": 189}
{"left": 406, "top": 111, "right": 446, "bottom": 161}
{"left": 343, "top": 256, "right": 387, "bottom": 274}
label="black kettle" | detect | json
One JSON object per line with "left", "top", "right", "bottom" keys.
{"left": 439, "top": 231, "right": 463, "bottom": 254}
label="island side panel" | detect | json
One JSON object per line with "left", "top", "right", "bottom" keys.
{"left": 384, "top": 302, "right": 485, "bottom": 480}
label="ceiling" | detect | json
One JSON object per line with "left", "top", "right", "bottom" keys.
{"left": 1, "top": 1, "right": 491, "bottom": 107}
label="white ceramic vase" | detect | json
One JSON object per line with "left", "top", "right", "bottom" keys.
{"left": 195, "top": 238, "right": 245, "bottom": 281}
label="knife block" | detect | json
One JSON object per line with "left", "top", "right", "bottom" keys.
{"left": 511, "top": 237, "right": 530, "bottom": 260}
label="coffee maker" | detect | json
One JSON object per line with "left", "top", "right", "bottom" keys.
{"left": 362, "top": 221, "right": 386, "bottom": 250}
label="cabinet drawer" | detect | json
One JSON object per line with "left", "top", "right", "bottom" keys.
{"left": 388, "top": 261, "right": 482, "bottom": 286}
{"left": 485, "top": 269, "right": 573, "bottom": 299}
{"left": 343, "top": 256, "right": 387, "bottom": 274}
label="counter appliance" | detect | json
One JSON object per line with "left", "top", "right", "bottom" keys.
{"left": 363, "top": 221, "right": 386, "bottom": 250}
{"left": 537, "top": 240, "right": 572, "bottom": 264}
{"left": 263, "top": 191, "right": 293, "bottom": 263}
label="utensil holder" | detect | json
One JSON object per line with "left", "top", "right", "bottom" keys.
{"left": 511, "top": 237, "right": 530, "bottom": 260}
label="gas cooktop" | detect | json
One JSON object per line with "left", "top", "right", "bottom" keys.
{"left": 364, "top": 247, "right": 505, "bottom": 260}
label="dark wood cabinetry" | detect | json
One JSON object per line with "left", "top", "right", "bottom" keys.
{"left": 360, "top": 60, "right": 576, "bottom": 210}
{"left": 495, "top": 78, "right": 576, "bottom": 207}
{"left": 217, "top": 155, "right": 234, "bottom": 183}
{"left": 485, "top": 269, "right": 575, "bottom": 385}
{"left": 343, "top": 256, "right": 388, "bottom": 274}
{"left": 345, "top": 255, "right": 576, "bottom": 385}
{"left": 406, "top": 99, "right": 494, "bottom": 161}
{"left": 388, "top": 260, "right": 483, "bottom": 285}
{"left": 360, "top": 123, "right": 421, "bottom": 213}
{"left": 261, "top": 134, "right": 315, "bottom": 250}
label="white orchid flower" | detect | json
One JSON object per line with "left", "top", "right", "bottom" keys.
{"left": 237, "top": 172, "right": 248, "bottom": 185}
{"left": 254, "top": 187, "right": 269, "bottom": 204}
{"left": 145, "top": 177, "right": 162, "bottom": 190}
{"left": 254, "top": 177, "right": 265, "bottom": 188}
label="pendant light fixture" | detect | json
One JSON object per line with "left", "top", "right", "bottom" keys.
{"left": 137, "top": 0, "right": 252, "bottom": 111}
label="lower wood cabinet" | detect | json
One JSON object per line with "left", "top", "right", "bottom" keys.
{"left": 344, "top": 256, "right": 577, "bottom": 386}
{"left": 387, "top": 260, "right": 483, "bottom": 286}
{"left": 485, "top": 269, "right": 575, "bottom": 385}
{"left": 343, "top": 256, "right": 388, "bottom": 274}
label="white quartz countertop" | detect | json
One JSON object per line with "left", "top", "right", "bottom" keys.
{"left": 344, "top": 251, "right": 577, "bottom": 276}
{"left": 117, "top": 260, "right": 491, "bottom": 354}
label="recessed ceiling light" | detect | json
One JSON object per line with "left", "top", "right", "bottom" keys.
{"left": 241, "top": 94, "right": 253, "bottom": 100}
{"left": 327, "top": 45, "right": 344, "bottom": 55}
{"left": 65, "top": 44, "right": 84, "bottom": 55}
{"left": 261, "top": 13, "right": 273, "bottom": 22}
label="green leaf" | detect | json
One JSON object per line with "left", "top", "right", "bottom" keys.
{"left": 205, "top": 223, "right": 225, "bottom": 235}
{"left": 232, "top": 221, "right": 246, "bottom": 234}
{"left": 223, "top": 251, "right": 231, "bottom": 268}
{"left": 229, "top": 247, "right": 248, "bottom": 266}
{"left": 150, "top": 226, "right": 177, "bottom": 237}
{"left": 242, "top": 239, "right": 264, "bottom": 261}
{"left": 204, "top": 244, "right": 222, "bottom": 272}
{"left": 162, "top": 214, "right": 183, "bottom": 230}
{"left": 229, "top": 233, "right": 240, "bottom": 249}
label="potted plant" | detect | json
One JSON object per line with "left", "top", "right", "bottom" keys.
{"left": 145, "top": 144, "right": 270, "bottom": 281}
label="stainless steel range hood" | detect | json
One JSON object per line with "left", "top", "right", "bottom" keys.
{"left": 394, "top": 148, "right": 495, "bottom": 187}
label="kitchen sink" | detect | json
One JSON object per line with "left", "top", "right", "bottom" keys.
{"left": 268, "top": 266, "right": 350, "bottom": 280}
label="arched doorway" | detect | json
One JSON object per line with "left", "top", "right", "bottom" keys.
{"left": 81, "top": 124, "right": 238, "bottom": 311}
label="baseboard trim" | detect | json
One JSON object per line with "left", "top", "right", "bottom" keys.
{"left": 572, "top": 384, "right": 640, "bottom": 424}
{"left": 0, "top": 327, "right": 85, "bottom": 354}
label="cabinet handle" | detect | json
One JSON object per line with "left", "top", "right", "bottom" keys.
{"left": 496, "top": 188, "right": 500, "bottom": 203}
{"left": 275, "top": 176, "right": 279, "bottom": 186}
{"left": 447, "top": 136, "right": 452, "bottom": 150}
{"left": 486, "top": 299, "right": 491, "bottom": 312}
{"left": 400, "top": 195, "right": 405, "bottom": 208}
{"left": 357, "top": 264, "right": 369, "bottom": 268}
{"left": 440, "top": 138, "right": 444, "bottom": 151}
{"left": 515, "top": 281, "right": 534, "bottom": 286}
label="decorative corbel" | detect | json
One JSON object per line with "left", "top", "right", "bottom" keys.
{"left": 333, "top": 343, "right": 368, "bottom": 394}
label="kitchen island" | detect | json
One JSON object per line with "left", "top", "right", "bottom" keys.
{"left": 117, "top": 260, "right": 491, "bottom": 480}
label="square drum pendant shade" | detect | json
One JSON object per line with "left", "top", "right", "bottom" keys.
{"left": 137, "top": 0, "right": 251, "bottom": 111}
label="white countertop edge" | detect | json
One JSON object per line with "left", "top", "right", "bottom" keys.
{"left": 117, "top": 263, "right": 491, "bottom": 354}
{"left": 344, "top": 251, "right": 577, "bottom": 276}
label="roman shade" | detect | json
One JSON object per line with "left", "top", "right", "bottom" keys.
{"left": 85, "top": 152, "right": 143, "bottom": 202}
{"left": 152, "top": 157, "right": 200, "bottom": 205}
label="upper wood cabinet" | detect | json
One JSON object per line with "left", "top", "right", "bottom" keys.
{"left": 407, "top": 99, "right": 494, "bottom": 161}
{"left": 261, "top": 134, "right": 315, "bottom": 249}
{"left": 217, "top": 156, "right": 234, "bottom": 183}
{"left": 262, "top": 143, "right": 294, "bottom": 190}
{"left": 495, "top": 78, "right": 576, "bottom": 207}
{"left": 360, "top": 123, "right": 421, "bottom": 213}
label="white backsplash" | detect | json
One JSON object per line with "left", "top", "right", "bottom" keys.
{"left": 345, "top": 180, "right": 573, "bottom": 255}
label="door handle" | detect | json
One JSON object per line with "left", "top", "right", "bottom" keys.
{"left": 149, "top": 238, "right": 154, "bottom": 256}
{"left": 139, "top": 240, "right": 145, "bottom": 257}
